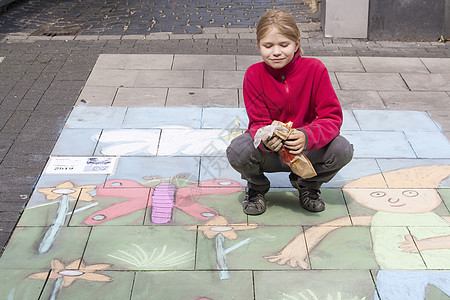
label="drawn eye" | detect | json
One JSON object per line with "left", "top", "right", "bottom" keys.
{"left": 402, "top": 190, "right": 419, "bottom": 197}
{"left": 370, "top": 191, "right": 386, "bottom": 197}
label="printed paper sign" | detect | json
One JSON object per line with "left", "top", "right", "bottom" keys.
{"left": 45, "top": 157, "right": 118, "bottom": 174}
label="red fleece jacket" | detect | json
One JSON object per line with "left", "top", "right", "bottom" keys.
{"left": 243, "top": 52, "right": 343, "bottom": 151}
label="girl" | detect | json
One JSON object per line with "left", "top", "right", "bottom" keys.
{"left": 226, "top": 10, "right": 353, "bottom": 215}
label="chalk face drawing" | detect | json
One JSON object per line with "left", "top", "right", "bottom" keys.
{"left": 264, "top": 165, "right": 450, "bottom": 299}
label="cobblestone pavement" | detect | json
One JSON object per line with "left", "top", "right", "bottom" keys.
{"left": 0, "top": 0, "right": 449, "bottom": 257}
{"left": 0, "top": 0, "right": 320, "bottom": 35}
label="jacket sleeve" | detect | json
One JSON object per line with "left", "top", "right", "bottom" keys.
{"left": 243, "top": 67, "right": 274, "bottom": 151}
{"left": 299, "top": 65, "right": 343, "bottom": 151}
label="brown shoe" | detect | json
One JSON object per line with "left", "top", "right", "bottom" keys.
{"left": 242, "top": 189, "right": 266, "bottom": 215}
{"left": 289, "top": 173, "right": 325, "bottom": 212}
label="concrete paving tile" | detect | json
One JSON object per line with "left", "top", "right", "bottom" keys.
{"left": 113, "top": 87, "right": 167, "bottom": 106}
{"left": 408, "top": 227, "right": 450, "bottom": 269}
{"left": 248, "top": 189, "right": 351, "bottom": 226}
{"left": 265, "top": 173, "right": 292, "bottom": 188}
{"left": 92, "top": 54, "right": 128, "bottom": 70}
{"left": 195, "top": 225, "right": 306, "bottom": 271}
{"left": 401, "top": 73, "right": 450, "bottom": 91}
{"left": 40, "top": 270, "right": 133, "bottom": 300}
{"left": 308, "top": 226, "right": 378, "bottom": 269}
{"left": 200, "top": 156, "right": 246, "bottom": 186}
{"left": 428, "top": 110, "right": 450, "bottom": 132}
{"left": 76, "top": 86, "right": 116, "bottom": 106}
{"left": 324, "top": 158, "right": 381, "bottom": 188}
{"left": 405, "top": 131, "right": 450, "bottom": 158}
{"left": 18, "top": 195, "right": 78, "bottom": 226}
{"left": 144, "top": 185, "right": 245, "bottom": 226}
{"left": 166, "top": 87, "right": 238, "bottom": 107}
{"left": 122, "top": 107, "right": 202, "bottom": 129}
{"left": 342, "top": 131, "right": 416, "bottom": 158}
{"left": 336, "top": 73, "right": 409, "bottom": 91}
{"left": 236, "top": 55, "right": 261, "bottom": 70}
{"left": 360, "top": 57, "right": 429, "bottom": 73}
{"left": 375, "top": 159, "right": 450, "bottom": 188}
{"left": 83, "top": 226, "right": 196, "bottom": 270}
{"left": 65, "top": 106, "right": 127, "bottom": 129}
{"left": 353, "top": 110, "right": 440, "bottom": 131}
{"left": 158, "top": 129, "right": 231, "bottom": 156}
{"left": 134, "top": 70, "right": 203, "bottom": 88}
{"left": 85, "top": 69, "right": 139, "bottom": 87}
{"left": 70, "top": 186, "right": 149, "bottom": 226}
{"left": 254, "top": 270, "right": 376, "bottom": 299}
{"left": 204, "top": 70, "right": 245, "bottom": 88}
{"left": 341, "top": 110, "right": 360, "bottom": 130}
{"left": 107, "top": 156, "right": 199, "bottom": 184}
{"left": 420, "top": 57, "right": 450, "bottom": 73}
{"left": 202, "top": 107, "right": 248, "bottom": 129}
{"left": 438, "top": 189, "right": 450, "bottom": 214}
{"left": 337, "top": 90, "right": 386, "bottom": 110}
{"left": 34, "top": 174, "right": 107, "bottom": 191}
{"left": 344, "top": 188, "right": 450, "bottom": 224}
{"left": 0, "top": 269, "right": 46, "bottom": 297}
{"left": 131, "top": 271, "right": 253, "bottom": 299}
{"left": 124, "top": 54, "right": 174, "bottom": 70}
{"left": 0, "top": 226, "right": 90, "bottom": 269}
{"left": 378, "top": 91, "right": 450, "bottom": 110}
{"left": 94, "top": 129, "right": 160, "bottom": 156}
{"left": 329, "top": 72, "right": 340, "bottom": 90}
{"left": 371, "top": 227, "right": 427, "bottom": 269}
{"left": 173, "top": 54, "right": 235, "bottom": 70}
{"left": 51, "top": 129, "right": 100, "bottom": 156}
{"left": 314, "top": 56, "right": 365, "bottom": 72}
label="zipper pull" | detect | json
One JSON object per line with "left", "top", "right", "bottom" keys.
{"left": 281, "top": 74, "right": 286, "bottom": 83}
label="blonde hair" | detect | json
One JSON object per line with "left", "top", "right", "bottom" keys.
{"left": 256, "top": 10, "right": 303, "bottom": 53}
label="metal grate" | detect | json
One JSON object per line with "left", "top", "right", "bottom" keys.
{"left": 31, "top": 27, "right": 82, "bottom": 37}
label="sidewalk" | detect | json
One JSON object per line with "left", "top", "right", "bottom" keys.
{"left": 0, "top": 46, "right": 450, "bottom": 298}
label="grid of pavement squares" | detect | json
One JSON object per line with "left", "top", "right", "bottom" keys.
{"left": 0, "top": 54, "right": 450, "bottom": 299}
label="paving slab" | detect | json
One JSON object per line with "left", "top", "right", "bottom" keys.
{"left": 134, "top": 70, "right": 203, "bottom": 88}
{"left": 353, "top": 110, "right": 440, "bottom": 131}
{"left": 85, "top": 69, "right": 139, "bottom": 87}
{"left": 166, "top": 87, "right": 238, "bottom": 107}
{"left": 359, "top": 57, "right": 429, "bottom": 73}
{"left": 204, "top": 70, "right": 245, "bottom": 88}
{"left": 173, "top": 54, "right": 235, "bottom": 70}
{"left": 94, "top": 129, "right": 161, "bottom": 156}
{"left": 65, "top": 106, "right": 127, "bottom": 129}
{"left": 313, "top": 56, "right": 365, "bottom": 72}
{"left": 378, "top": 91, "right": 450, "bottom": 110}
{"left": 337, "top": 90, "right": 386, "bottom": 110}
{"left": 76, "top": 86, "right": 117, "bottom": 106}
{"left": 402, "top": 73, "right": 450, "bottom": 91}
{"left": 122, "top": 107, "right": 202, "bottom": 128}
{"left": 337, "top": 73, "right": 409, "bottom": 91}
{"left": 114, "top": 87, "right": 167, "bottom": 106}
{"left": 420, "top": 58, "right": 450, "bottom": 73}
{"left": 405, "top": 131, "right": 450, "bottom": 158}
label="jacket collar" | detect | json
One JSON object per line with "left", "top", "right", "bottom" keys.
{"left": 263, "top": 51, "right": 301, "bottom": 82}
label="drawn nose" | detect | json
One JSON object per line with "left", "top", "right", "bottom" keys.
{"left": 388, "top": 198, "right": 400, "bottom": 203}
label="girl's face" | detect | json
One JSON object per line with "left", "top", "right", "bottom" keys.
{"left": 258, "top": 26, "right": 299, "bottom": 69}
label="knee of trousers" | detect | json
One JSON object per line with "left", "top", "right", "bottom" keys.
{"left": 226, "top": 133, "right": 261, "bottom": 170}
{"left": 323, "top": 135, "right": 354, "bottom": 170}
{"left": 333, "top": 135, "right": 354, "bottom": 167}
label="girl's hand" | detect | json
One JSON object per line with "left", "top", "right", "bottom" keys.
{"left": 284, "top": 129, "right": 306, "bottom": 155}
{"left": 262, "top": 134, "right": 283, "bottom": 152}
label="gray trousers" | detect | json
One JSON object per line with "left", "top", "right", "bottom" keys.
{"left": 226, "top": 132, "right": 353, "bottom": 193}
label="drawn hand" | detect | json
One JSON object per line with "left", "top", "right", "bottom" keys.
{"left": 398, "top": 234, "right": 419, "bottom": 253}
{"left": 264, "top": 232, "right": 310, "bottom": 269}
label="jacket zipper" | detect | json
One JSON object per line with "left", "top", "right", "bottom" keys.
{"left": 281, "top": 75, "right": 291, "bottom": 113}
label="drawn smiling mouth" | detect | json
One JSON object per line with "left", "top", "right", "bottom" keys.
{"left": 390, "top": 203, "right": 406, "bottom": 207}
